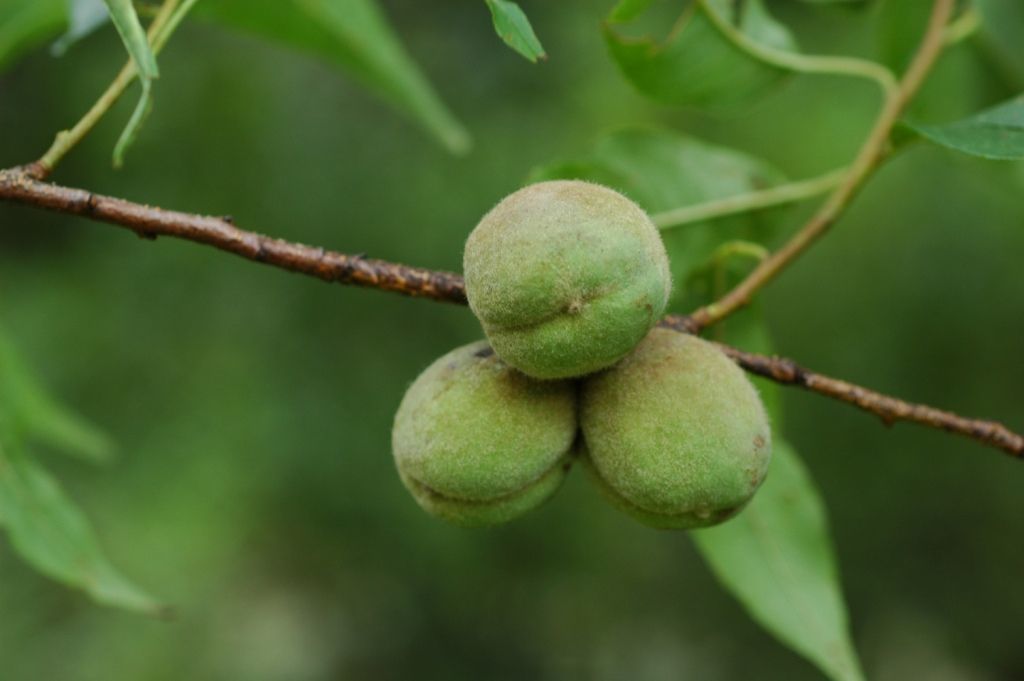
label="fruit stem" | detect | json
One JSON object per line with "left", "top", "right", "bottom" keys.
{"left": 652, "top": 168, "right": 847, "bottom": 231}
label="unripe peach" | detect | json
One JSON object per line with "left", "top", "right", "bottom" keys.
{"left": 463, "top": 180, "right": 671, "bottom": 379}
{"left": 580, "top": 328, "right": 771, "bottom": 529}
{"left": 392, "top": 341, "right": 576, "bottom": 526}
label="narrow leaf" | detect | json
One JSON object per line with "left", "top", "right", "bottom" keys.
{"left": 196, "top": 0, "right": 470, "bottom": 154}
{"left": 604, "top": 0, "right": 798, "bottom": 110}
{"left": 484, "top": 0, "right": 546, "bottom": 63}
{"left": 0, "top": 424, "right": 163, "bottom": 615}
{"left": 101, "top": 0, "right": 157, "bottom": 79}
{"left": 0, "top": 331, "right": 114, "bottom": 465}
{"left": 902, "top": 95, "right": 1024, "bottom": 160}
{"left": 0, "top": 0, "right": 67, "bottom": 72}
{"left": 693, "top": 441, "right": 864, "bottom": 681}
{"left": 112, "top": 78, "right": 154, "bottom": 168}
{"left": 98, "top": 0, "right": 159, "bottom": 167}
{"left": 51, "top": 0, "right": 109, "bottom": 56}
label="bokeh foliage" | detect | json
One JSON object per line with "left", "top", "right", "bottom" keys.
{"left": 1, "top": 1, "right": 1023, "bottom": 679}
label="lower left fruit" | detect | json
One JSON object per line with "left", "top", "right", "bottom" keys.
{"left": 392, "top": 340, "right": 577, "bottom": 526}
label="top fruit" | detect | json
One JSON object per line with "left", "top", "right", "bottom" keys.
{"left": 463, "top": 180, "right": 671, "bottom": 380}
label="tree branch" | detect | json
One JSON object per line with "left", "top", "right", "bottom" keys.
{"left": 687, "top": 0, "right": 956, "bottom": 332}
{"left": 1, "top": 167, "right": 467, "bottom": 303}
{"left": 1, "top": 166, "right": 1020, "bottom": 460}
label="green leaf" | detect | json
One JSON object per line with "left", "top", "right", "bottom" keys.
{"left": 51, "top": 0, "right": 109, "bottom": 56}
{"left": 607, "top": 0, "right": 654, "bottom": 23}
{"left": 693, "top": 440, "right": 864, "bottom": 681}
{"left": 902, "top": 95, "right": 1024, "bottom": 160}
{"left": 0, "top": 0, "right": 66, "bottom": 72}
{"left": 484, "top": 0, "right": 546, "bottom": 63}
{"left": 527, "top": 126, "right": 786, "bottom": 308}
{"left": 100, "top": 0, "right": 158, "bottom": 167}
{"left": 101, "top": 0, "right": 158, "bottom": 79}
{"left": 196, "top": 0, "right": 470, "bottom": 154}
{"left": 112, "top": 78, "right": 154, "bottom": 168}
{"left": 604, "top": 0, "right": 797, "bottom": 110}
{"left": 0, "top": 422, "right": 163, "bottom": 615}
{"left": 0, "top": 331, "right": 115, "bottom": 465}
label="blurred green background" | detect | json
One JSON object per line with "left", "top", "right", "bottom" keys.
{"left": 1, "top": 2, "right": 1023, "bottom": 679}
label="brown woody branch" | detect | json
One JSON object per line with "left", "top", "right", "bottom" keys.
{"left": 1, "top": 166, "right": 1021, "bottom": 460}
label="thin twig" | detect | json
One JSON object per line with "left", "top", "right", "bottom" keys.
{"left": 687, "top": 0, "right": 956, "bottom": 332}
{"left": 1, "top": 166, "right": 1019, "bottom": 459}
{"left": 698, "top": 0, "right": 898, "bottom": 97}
{"left": 651, "top": 168, "right": 847, "bottom": 231}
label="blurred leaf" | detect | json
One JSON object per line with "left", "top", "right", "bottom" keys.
{"left": 484, "top": 0, "right": 545, "bottom": 63}
{"left": 51, "top": 0, "right": 109, "bottom": 56}
{"left": 0, "top": 330, "right": 115, "bottom": 465}
{"left": 607, "top": 0, "right": 654, "bottom": 23}
{"left": 527, "top": 126, "right": 786, "bottom": 307}
{"left": 101, "top": 0, "right": 158, "bottom": 79}
{"left": 903, "top": 95, "right": 1024, "bottom": 160}
{"left": 975, "top": 0, "right": 1024, "bottom": 91}
{"left": 196, "top": 0, "right": 470, "bottom": 154}
{"left": 693, "top": 440, "right": 864, "bottom": 681}
{"left": 0, "top": 421, "right": 162, "bottom": 615}
{"left": 0, "top": 0, "right": 66, "bottom": 71}
{"left": 877, "top": 0, "right": 978, "bottom": 73}
{"left": 874, "top": 0, "right": 932, "bottom": 72}
{"left": 604, "top": 0, "right": 797, "bottom": 110}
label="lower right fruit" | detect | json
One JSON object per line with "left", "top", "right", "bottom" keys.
{"left": 580, "top": 328, "right": 772, "bottom": 529}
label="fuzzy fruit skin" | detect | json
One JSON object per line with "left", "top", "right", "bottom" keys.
{"left": 463, "top": 180, "right": 671, "bottom": 380}
{"left": 580, "top": 328, "right": 771, "bottom": 529}
{"left": 392, "top": 340, "right": 577, "bottom": 526}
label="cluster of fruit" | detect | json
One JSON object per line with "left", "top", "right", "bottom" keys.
{"left": 392, "top": 181, "right": 771, "bottom": 529}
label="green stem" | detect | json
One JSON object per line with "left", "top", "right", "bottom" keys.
{"left": 944, "top": 7, "right": 981, "bottom": 46}
{"left": 34, "top": 0, "right": 198, "bottom": 177}
{"left": 710, "top": 240, "right": 770, "bottom": 266}
{"left": 699, "top": 0, "right": 898, "bottom": 97}
{"left": 652, "top": 168, "right": 847, "bottom": 231}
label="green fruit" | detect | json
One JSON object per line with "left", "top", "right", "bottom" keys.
{"left": 463, "top": 180, "right": 671, "bottom": 380}
{"left": 580, "top": 328, "right": 771, "bottom": 529}
{"left": 392, "top": 340, "right": 577, "bottom": 526}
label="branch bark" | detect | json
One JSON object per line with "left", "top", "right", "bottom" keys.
{"left": 2, "top": 166, "right": 1020, "bottom": 460}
